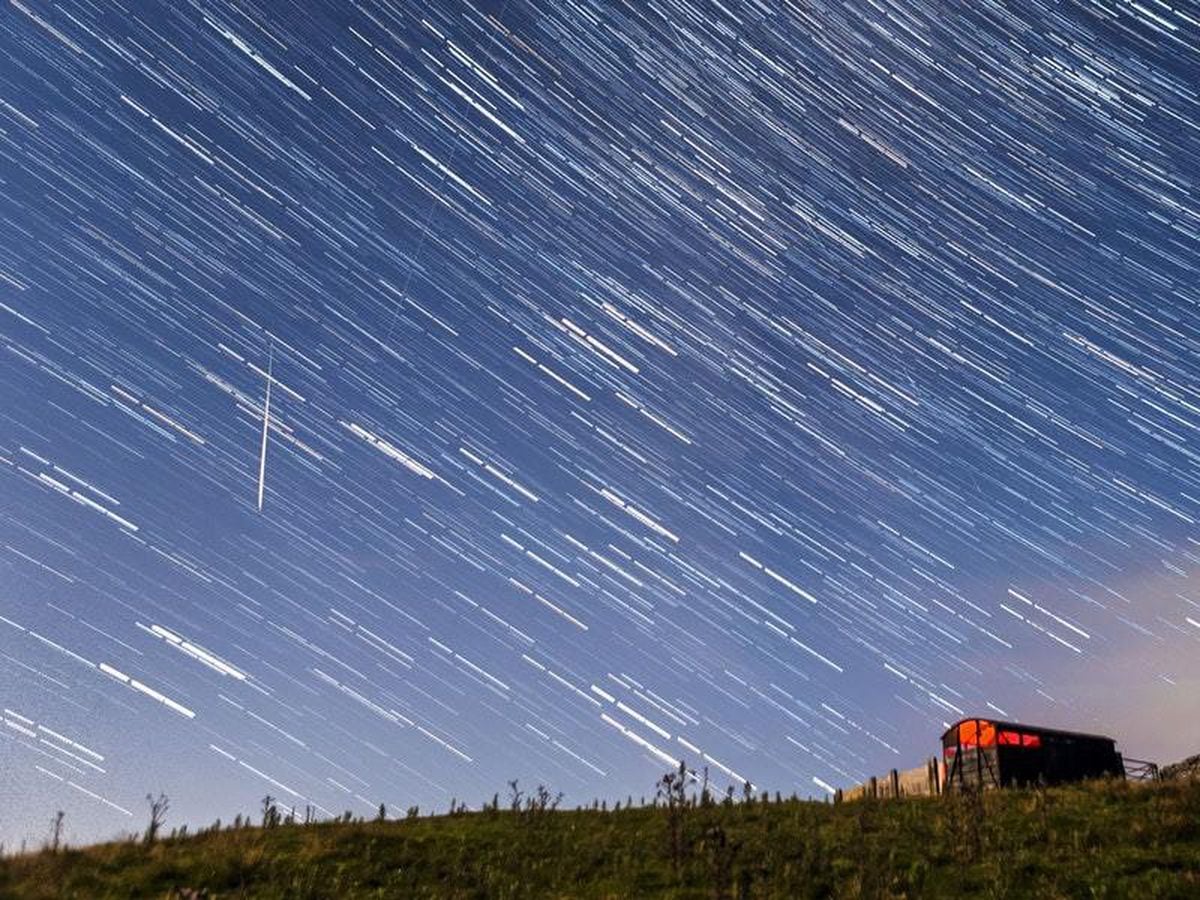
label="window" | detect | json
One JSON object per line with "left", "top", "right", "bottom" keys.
{"left": 951, "top": 722, "right": 1045, "bottom": 753}
{"left": 997, "top": 730, "right": 1042, "bottom": 749}
{"left": 956, "top": 719, "right": 996, "bottom": 748}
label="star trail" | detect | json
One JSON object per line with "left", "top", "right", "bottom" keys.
{"left": 2, "top": 0, "right": 1200, "bottom": 847}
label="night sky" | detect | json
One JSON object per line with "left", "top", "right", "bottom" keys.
{"left": 3, "top": 0, "right": 1200, "bottom": 848}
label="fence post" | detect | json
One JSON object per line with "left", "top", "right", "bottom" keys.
{"left": 890, "top": 769, "right": 899, "bottom": 798}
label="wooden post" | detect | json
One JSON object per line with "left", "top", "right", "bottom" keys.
{"left": 868, "top": 776, "right": 877, "bottom": 799}
{"left": 889, "top": 769, "right": 899, "bottom": 798}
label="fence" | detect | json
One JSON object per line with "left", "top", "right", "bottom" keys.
{"left": 1123, "top": 757, "right": 1160, "bottom": 781}
{"left": 835, "top": 757, "right": 943, "bottom": 803}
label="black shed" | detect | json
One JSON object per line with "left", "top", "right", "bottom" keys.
{"left": 942, "top": 718, "right": 1124, "bottom": 791}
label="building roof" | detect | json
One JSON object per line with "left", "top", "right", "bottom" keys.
{"left": 941, "top": 717, "right": 1117, "bottom": 745}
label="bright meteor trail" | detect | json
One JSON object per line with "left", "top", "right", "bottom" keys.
{"left": 257, "top": 344, "right": 273, "bottom": 514}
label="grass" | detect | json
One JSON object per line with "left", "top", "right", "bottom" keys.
{"left": 1, "top": 777, "right": 1198, "bottom": 898}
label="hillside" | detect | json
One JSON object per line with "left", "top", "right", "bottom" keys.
{"left": 1159, "top": 755, "right": 1200, "bottom": 783}
{"left": 1, "top": 777, "right": 1197, "bottom": 899}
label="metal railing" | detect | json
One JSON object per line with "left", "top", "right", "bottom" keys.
{"left": 1123, "top": 757, "right": 1159, "bottom": 781}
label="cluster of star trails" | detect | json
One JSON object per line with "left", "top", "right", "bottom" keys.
{"left": 1, "top": 0, "right": 1198, "bottom": 845}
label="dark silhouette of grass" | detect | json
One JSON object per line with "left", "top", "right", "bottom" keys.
{"left": 1, "top": 776, "right": 1197, "bottom": 898}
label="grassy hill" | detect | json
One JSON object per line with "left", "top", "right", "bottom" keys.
{"left": 1, "top": 777, "right": 1197, "bottom": 899}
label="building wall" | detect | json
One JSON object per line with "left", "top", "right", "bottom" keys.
{"left": 945, "top": 747, "right": 1001, "bottom": 791}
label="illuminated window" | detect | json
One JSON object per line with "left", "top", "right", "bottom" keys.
{"left": 954, "top": 719, "right": 1001, "bottom": 748}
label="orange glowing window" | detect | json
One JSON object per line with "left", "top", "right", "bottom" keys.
{"left": 958, "top": 720, "right": 978, "bottom": 748}
{"left": 956, "top": 720, "right": 996, "bottom": 748}
{"left": 998, "top": 730, "right": 1021, "bottom": 746}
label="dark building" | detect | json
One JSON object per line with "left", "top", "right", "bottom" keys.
{"left": 942, "top": 718, "right": 1125, "bottom": 791}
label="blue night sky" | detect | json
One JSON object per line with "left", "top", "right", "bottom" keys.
{"left": 2, "top": 0, "right": 1200, "bottom": 849}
